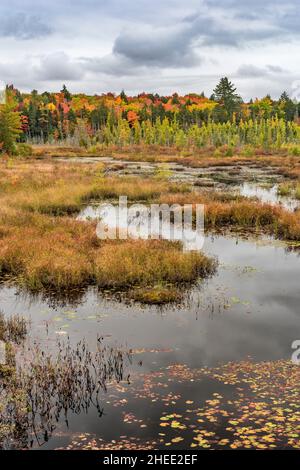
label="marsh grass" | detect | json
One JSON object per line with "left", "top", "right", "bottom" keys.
{"left": 277, "top": 182, "right": 300, "bottom": 201}
{"left": 129, "top": 285, "right": 183, "bottom": 304}
{"left": 277, "top": 182, "right": 293, "bottom": 197}
{"left": 0, "top": 162, "right": 211, "bottom": 300}
{"left": 205, "top": 200, "right": 300, "bottom": 240}
{"left": 0, "top": 215, "right": 98, "bottom": 290}
{"left": 82, "top": 177, "right": 189, "bottom": 203}
{"left": 0, "top": 337, "right": 131, "bottom": 449}
{"left": 159, "top": 192, "right": 300, "bottom": 240}
{"left": 94, "top": 240, "right": 216, "bottom": 288}
{"left": 207, "top": 201, "right": 300, "bottom": 240}
{"left": 0, "top": 210, "right": 216, "bottom": 295}
{"left": 2, "top": 164, "right": 190, "bottom": 216}
{"left": 0, "top": 160, "right": 299, "bottom": 300}
{"left": 0, "top": 312, "right": 27, "bottom": 345}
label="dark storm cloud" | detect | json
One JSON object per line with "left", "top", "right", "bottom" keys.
{"left": 184, "top": 6, "right": 296, "bottom": 47}
{"left": 108, "top": 0, "right": 300, "bottom": 71}
{"left": 108, "top": 9, "right": 282, "bottom": 72}
{"left": 267, "top": 65, "right": 285, "bottom": 74}
{"left": 113, "top": 26, "right": 199, "bottom": 68}
{"left": 0, "top": 13, "right": 52, "bottom": 39}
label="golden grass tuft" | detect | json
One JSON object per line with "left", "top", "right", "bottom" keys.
{"left": 94, "top": 240, "right": 216, "bottom": 288}
{"left": 129, "top": 286, "right": 183, "bottom": 304}
{"left": 159, "top": 191, "right": 300, "bottom": 241}
{"left": 0, "top": 215, "right": 98, "bottom": 290}
{"left": 0, "top": 211, "right": 216, "bottom": 295}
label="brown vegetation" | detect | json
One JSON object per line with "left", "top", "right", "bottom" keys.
{"left": 0, "top": 157, "right": 299, "bottom": 302}
{"left": 0, "top": 161, "right": 215, "bottom": 300}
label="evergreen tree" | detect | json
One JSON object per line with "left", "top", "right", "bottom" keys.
{"left": 279, "top": 92, "right": 297, "bottom": 121}
{"left": 171, "top": 93, "right": 180, "bottom": 105}
{"left": 120, "top": 90, "right": 128, "bottom": 103}
{"left": 61, "top": 84, "right": 71, "bottom": 102}
{"left": 213, "top": 77, "right": 242, "bottom": 121}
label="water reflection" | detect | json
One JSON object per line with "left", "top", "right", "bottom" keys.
{"left": 78, "top": 203, "right": 205, "bottom": 251}
{"left": 1, "top": 234, "right": 299, "bottom": 366}
{"left": 0, "top": 233, "right": 299, "bottom": 448}
{"left": 240, "top": 182, "right": 300, "bottom": 211}
{"left": 0, "top": 336, "right": 131, "bottom": 449}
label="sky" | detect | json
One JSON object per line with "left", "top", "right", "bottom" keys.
{"left": 0, "top": 0, "right": 299, "bottom": 100}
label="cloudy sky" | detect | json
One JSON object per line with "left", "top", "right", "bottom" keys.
{"left": 0, "top": 0, "right": 299, "bottom": 100}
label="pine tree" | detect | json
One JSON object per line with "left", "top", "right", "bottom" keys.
{"left": 120, "top": 90, "right": 128, "bottom": 104}
{"left": 213, "top": 77, "right": 242, "bottom": 122}
{"left": 279, "top": 92, "right": 296, "bottom": 121}
{"left": 61, "top": 84, "right": 71, "bottom": 102}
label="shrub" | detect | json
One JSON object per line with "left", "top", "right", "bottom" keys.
{"left": 277, "top": 182, "right": 293, "bottom": 197}
{"left": 16, "top": 143, "right": 33, "bottom": 157}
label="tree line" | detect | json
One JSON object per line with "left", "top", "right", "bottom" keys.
{"left": 0, "top": 78, "right": 299, "bottom": 153}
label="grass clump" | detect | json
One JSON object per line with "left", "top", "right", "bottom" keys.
{"left": 160, "top": 192, "right": 300, "bottom": 241}
{"left": 295, "top": 185, "right": 300, "bottom": 200}
{"left": 204, "top": 200, "right": 300, "bottom": 240}
{"left": 277, "top": 182, "right": 293, "bottom": 197}
{"left": 0, "top": 312, "right": 27, "bottom": 344}
{"left": 0, "top": 215, "right": 98, "bottom": 291}
{"left": 0, "top": 211, "right": 216, "bottom": 298}
{"left": 3, "top": 168, "right": 190, "bottom": 216}
{"left": 129, "top": 286, "right": 183, "bottom": 304}
{"left": 83, "top": 177, "right": 189, "bottom": 202}
{"left": 18, "top": 185, "right": 88, "bottom": 216}
{"left": 15, "top": 143, "right": 33, "bottom": 158}
{"left": 94, "top": 240, "right": 216, "bottom": 289}
{"left": 277, "top": 182, "right": 300, "bottom": 201}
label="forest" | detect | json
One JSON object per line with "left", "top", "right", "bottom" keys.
{"left": 0, "top": 78, "right": 299, "bottom": 154}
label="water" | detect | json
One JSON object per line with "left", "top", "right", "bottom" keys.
{"left": 57, "top": 155, "right": 300, "bottom": 209}
{"left": 240, "top": 182, "right": 300, "bottom": 211}
{"left": 78, "top": 203, "right": 205, "bottom": 251}
{"left": 1, "top": 233, "right": 299, "bottom": 449}
{"left": 55, "top": 155, "right": 284, "bottom": 185}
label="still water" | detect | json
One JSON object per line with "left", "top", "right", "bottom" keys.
{"left": 1, "top": 232, "right": 299, "bottom": 449}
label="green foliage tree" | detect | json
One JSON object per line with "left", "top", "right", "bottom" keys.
{"left": 120, "top": 89, "right": 128, "bottom": 104}
{"left": 61, "top": 84, "right": 71, "bottom": 102}
{"left": 0, "top": 92, "right": 22, "bottom": 154}
{"left": 212, "top": 77, "right": 242, "bottom": 122}
{"left": 279, "top": 92, "right": 297, "bottom": 121}
{"left": 1, "top": 81, "right": 299, "bottom": 145}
